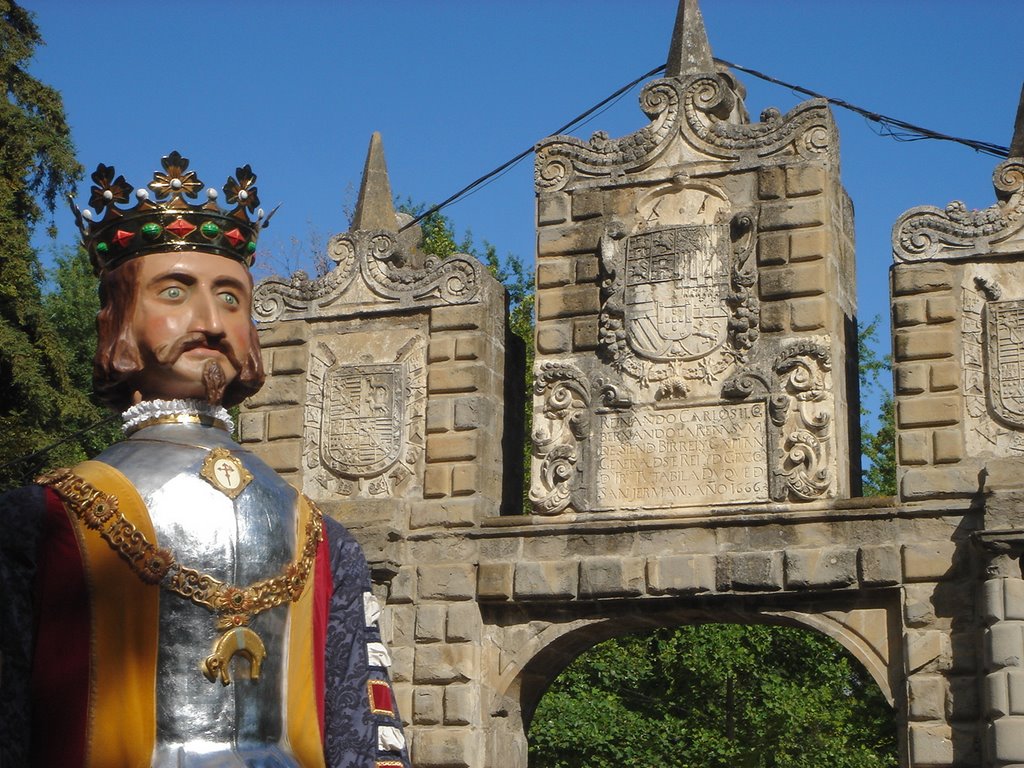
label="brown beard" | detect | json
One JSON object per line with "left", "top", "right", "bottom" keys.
{"left": 202, "top": 360, "right": 228, "bottom": 405}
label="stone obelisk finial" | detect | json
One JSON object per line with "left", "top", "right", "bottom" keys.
{"left": 351, "top": 131, "right": 397, "bottom": 231}
{"left": 1009, "top": 82, "right": 1024, "bottom": 159}
{"left": 665, "top": 0, "right": 715, "bottom": 77}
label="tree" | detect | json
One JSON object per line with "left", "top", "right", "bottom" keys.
{"left": 529, "top": 624, "right": 897, "bottom": 768}
{"left": 0, "top": 1, "right": 88, "bottom": 488}
{"left": 858, "top": 318, "right": 896, "bottom": 496}
{"left": 400, "top": 202, "right": 536, "bottom": 512}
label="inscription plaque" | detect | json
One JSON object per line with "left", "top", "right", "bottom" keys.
{"left": 596, "top": 402, "right": 768, "bottom": 508}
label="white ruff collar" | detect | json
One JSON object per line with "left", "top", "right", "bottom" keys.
{"left": 121, "top": 399, "right": 234, "bottom": 435}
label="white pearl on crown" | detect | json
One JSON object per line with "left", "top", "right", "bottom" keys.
{"left": 103, "top": 189, "right": 113, "bottom": 200}
{"left": 238, "top": 190, "right": 249, "bottom": 202}
{"left": 82, "top": 209, "right": 93, "bottom": 221}
{"left": 207, "top": 188, "right": 218, "bottom": 200}
{"left": 136, "top": 189, "right": 149, "bottom": 201}
{"left": 171, "top": 178, "right": 182, "bottom": 190}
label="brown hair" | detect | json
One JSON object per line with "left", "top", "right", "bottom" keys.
{"left": 93, "top": 259, "right": 266, "bottom": 410}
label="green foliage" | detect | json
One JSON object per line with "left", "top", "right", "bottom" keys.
{"left": 858, "top": 318, "right": 896, "bottom": 496}
{"left": 0, "top": 1, "right": 93, "bottom": 488}
{"left": 529, "top": 625, "right": 897, "bottom": 768}
{"left": 399, "top": 201, "right": 536, "bottom": 512}
{"left": 43, "top": 247, "right": 122, "bottom": 457}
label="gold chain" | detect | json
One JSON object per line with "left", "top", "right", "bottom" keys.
{"left": 39, "top": 467, "right": 323, "bottom": 630}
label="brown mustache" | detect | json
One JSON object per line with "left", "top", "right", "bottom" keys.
{"left": 151, "top": 332, "right": 243, "bottom": 371}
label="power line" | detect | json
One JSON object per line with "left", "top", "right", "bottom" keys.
{"left": 10, "top": 62, "right": 1011, "bottom": 471}
{"left": 403, "top": 60, "right": 1010, "bottom": 230}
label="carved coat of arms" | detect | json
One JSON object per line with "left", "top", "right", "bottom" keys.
{"left": 322, "top": 364, "right": 404, "bottom": 477}
{"left": 987, "top": 299, "right": 1024, "bottom": 428}
{"left": 623, "top": 224, "right": 730, "bottom": 361}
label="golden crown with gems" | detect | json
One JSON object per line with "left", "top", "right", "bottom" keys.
{"left": 70, "top": 151, "right": 277, "bottom": 275}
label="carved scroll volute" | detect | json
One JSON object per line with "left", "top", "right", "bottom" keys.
{"left": 529, "top": 363, "right": 592, "bottom": 515}
{"left": 723, "top": 340, "right": 835, "bottom": 503}
{"left": 893, "top": 158, "right": 1024, "bottom": 264}
{"left": 770, "top": 342, "right": 834, "bottom": 501}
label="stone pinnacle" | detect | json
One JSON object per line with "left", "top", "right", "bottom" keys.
{"left": 1009, "top": 82, "right": 1024, "bottom": 159}
{"left": 665, "top": 0, "right": 715, "bottom": 78}
{"left": 351, "top": 131, "right": 397, "bottom": 231}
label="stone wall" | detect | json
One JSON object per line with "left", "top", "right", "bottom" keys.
{"left": 240, "top": 3, "right": 1024, "bottom": 765}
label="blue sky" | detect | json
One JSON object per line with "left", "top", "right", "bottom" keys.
{"left": 26, "top": 1, "right": 1024, "bottom": 408}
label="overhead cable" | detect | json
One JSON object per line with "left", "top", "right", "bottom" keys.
{"left": 402, "top": 60, "right": 1010, "bottom": 231}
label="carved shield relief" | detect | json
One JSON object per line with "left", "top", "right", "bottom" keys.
{"left": 623, "top": 224, "right": 730, "bottom": 361}
{"left": 322, "top": 364, "right": 404, "bottom": 477}
{"left": 986, "top": 299, "right": 1024, "bottom": 428}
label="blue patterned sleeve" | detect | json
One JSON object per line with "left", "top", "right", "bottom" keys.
{"left": 322, "top": 517, "right": 409, "bottom": 768}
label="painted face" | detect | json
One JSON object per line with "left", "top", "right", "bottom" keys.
{"left": 128, "top": 250, "right": 254, "bottom": 402}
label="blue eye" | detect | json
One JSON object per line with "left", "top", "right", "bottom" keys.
{"left": 220, "top": 292, "right": 239, "bottom": 306}
{"left": 160, "top": 286, "right": 183, "bottom": 300}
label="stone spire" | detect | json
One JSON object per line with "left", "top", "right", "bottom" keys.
{"left": 351, "top": 131, "right": 397, "bottom": 231}
{"left": 1009, "top": 82, "right": 1024, "bottom": 159}
{"left": 665, "top": 0, "right": 715, "bottom": 78}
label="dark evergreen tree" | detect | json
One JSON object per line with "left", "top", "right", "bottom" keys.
{"left": 0, "top": 1, "right": 88, "bottom": 488}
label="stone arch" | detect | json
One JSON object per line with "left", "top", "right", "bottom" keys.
{"left": 485, "top": 599, "right": 899, "bottom": 764}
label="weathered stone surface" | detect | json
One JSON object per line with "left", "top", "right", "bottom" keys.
{"left": 724, "top": 552, "right": 784, "bottom": 591}
{"left": 416, "top": 604, "right": 447, "bottom": 643}
{"left": 477, "top": 562, "right": 514, "bottom": 601}
{"left": 784, "top": 547, "right": 857, "bottom": 589}
{"left": 413, "top": 729, "right": 473, "bottom": 768}
{"left": 578, "top": 556, "right": 645, "bottom": 598}
{"left": 513, "top": 561, "right": 578, "bottom": 600}
{"left": 908, "top": 674, "right": 947, "bottom": 721}
{"left": 646, "top": 554, "right": 716, "bottom": 594}
{"left": 892, "top": 264, "right": 954, "bottom": 295}
{"left": 414, "top": 686, "right": 443, "bottom": 725}
{"left": 894, "top": 330, "right": 956, "bottom": 361}
{"left": 902, "top": 542, "right": 958, "bottom": 582}
{"left": 858, "top": 544, "right": 901, "bottom": 586}
{"left": 417, "top": 565, "right": 477, "bottom": 601}
{"left": 908, "top": 723, "right": 953, "bottom": 766}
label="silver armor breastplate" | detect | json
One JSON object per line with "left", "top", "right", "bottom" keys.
{"left": 96, "top": 421, "right": 303, "bottom": 768}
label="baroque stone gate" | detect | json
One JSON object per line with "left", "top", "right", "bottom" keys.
{"left": 243, "top": 2, "right": 1024, "bottom": 766}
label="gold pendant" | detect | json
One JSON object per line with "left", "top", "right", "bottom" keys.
{"left": 202, "top": 626, "right": 267, "bottom": 685}
{"left": 200, "top": 447, "right": 253, "bottom": 499}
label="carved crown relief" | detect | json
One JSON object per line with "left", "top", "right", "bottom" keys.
{"left": 598, "top": 180, "right": 758, "bottom": 402}
{"left": 535, "top": 72, "right": 837, "bottom": 192}
{"left": 253, "top": 221, "right": 482, "bottom": 323}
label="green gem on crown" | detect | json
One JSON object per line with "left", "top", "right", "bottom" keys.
{"left": 141, "top": 223, "right": 162, "bottom": 240}
{"left": 96, "top": 242, "right": 109, "bottom": 254}
{"left": 201, "top": 222, "right": 220, "bottom": 238}
{"left": 246, "top": 242, "right": 257, "bottom": 255}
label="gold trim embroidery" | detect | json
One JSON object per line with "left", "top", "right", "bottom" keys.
{"left": 39, "top": 468, "right": 324, "bottom": 682}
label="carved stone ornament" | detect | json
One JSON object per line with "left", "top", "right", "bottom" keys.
{"left": 253, "top": 227, "right": 481, "bottom": 322}
{"left": 986, "top": 298, "right": 1024, "bottom": 429}
{"left": 723, "top": 340, "right": 835, "bottom": 502}
{"left": 529, "top": 362, "right": 591, "bottom": 515}
{"left": 598, "top": 193, "right": 758, "bottom": 400}
{"left": 963, "top": 273, "right": 1024, "bottom": 454}
{"left": 304, "top": 336, "right": 425, "bottom": 499}
{"left": 893, "top": 159, "right": 1024, "bottom": 263}
{"left": 535, "top": 71, "right": 836, "bottom": 192}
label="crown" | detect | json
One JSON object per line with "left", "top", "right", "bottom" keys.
{"left": 70, "top": 151, "right": 277, "bottom": 275}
